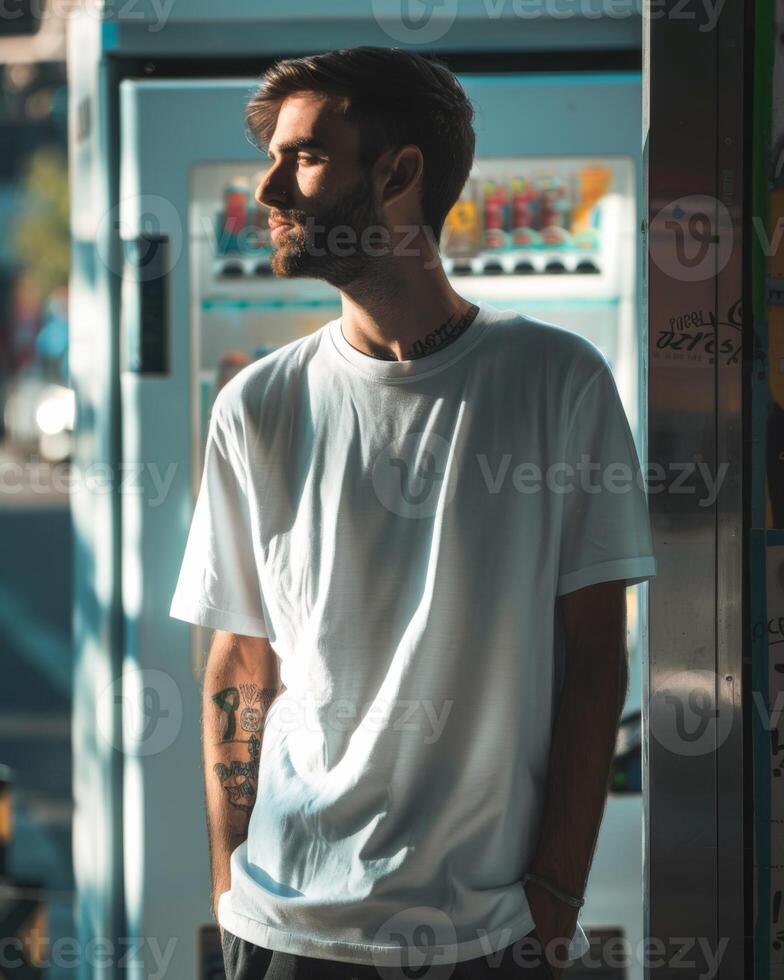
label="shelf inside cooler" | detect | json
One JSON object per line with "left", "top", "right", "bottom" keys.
{"left": 201, "top": 297, "right": 341, "bottom": 311}
{"left": 443, "top": 251, "right": 601, "bottom": 277}
{"left": 207, "top": 250, "right": 604, "bottom": 281}
{"left": 456, "top": 274, "right": 620, "bottom": 302}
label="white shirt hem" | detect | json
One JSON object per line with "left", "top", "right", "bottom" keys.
{"left": 556, "top": 555, "right": 657, "bottom": 596}
{"left": 169, "top": 596, "right": 269, "bottom": 638}
{"left": 217, "top": 890, "right": 591, "bottom": 967}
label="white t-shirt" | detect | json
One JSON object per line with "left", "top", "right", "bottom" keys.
{"left": 169, "top": 301, "right": 657, "bottom": 969}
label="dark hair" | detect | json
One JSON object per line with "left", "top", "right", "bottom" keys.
{"left": 245, "top": 46, "right": 476, "bottom": 240}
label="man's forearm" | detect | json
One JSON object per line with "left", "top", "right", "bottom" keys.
{"left": 530, "top": 635, "right": 628, "bottom": 898}
{"left": 201, "top": 634, "right": 282, "bottom": 921}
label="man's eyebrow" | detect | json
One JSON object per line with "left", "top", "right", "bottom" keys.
{"left": 268, "top": 138, "right": 327, "bottom": 158}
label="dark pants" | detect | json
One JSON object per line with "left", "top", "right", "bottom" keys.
{"left": 221, "top": 927, "right": 555, "bottom": 979}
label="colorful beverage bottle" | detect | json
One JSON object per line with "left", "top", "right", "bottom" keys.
{"left": 442, "top": 179, "right": 482, "bottom": 257}
{"left": 220, "top": 182, "right": 249, "bottom": 252}
{"left": 536, "top": 175, "right": 572, "bottom": 246}
{"left": 482, "top": 180, "right": 510, "bottom": 250}
{"left": 510, "top": 177, "right": 541, "bottom": 247}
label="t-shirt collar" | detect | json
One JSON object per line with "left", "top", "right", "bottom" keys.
{"left": 326, "top": 302, "right": 493, "bottom": 382}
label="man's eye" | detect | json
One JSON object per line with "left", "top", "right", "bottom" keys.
{"left": 297, "top": 154, "right": 319, "bottom": 165}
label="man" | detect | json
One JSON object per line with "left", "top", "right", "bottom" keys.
{"left": 169, "top": 46, "right": 656, "bottom": 980}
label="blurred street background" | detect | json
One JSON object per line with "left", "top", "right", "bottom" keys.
{"left": 0, "top": 25, "right": 74, "bottom": 976}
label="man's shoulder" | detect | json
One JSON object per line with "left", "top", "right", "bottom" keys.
{"left": 480, "top": 305, "right": 610, "bottom": 384}
{"left": 211, "top": 322, "right": 329, "bottom": 421}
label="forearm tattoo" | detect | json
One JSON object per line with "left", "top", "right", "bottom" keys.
{"left": 211, "top": 683, "right": 278, "bottom": 817}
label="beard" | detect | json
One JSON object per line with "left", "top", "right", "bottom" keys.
{"left": 269, "top": 176, "right": 388, "bottom": 288}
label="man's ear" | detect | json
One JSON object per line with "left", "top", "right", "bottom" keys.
{"left": 379, "top": 144, "right": 424, "bottom": 210}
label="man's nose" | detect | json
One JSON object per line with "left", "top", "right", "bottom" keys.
{"left": 255, "top": 169, "right": 288, "bottom": 210}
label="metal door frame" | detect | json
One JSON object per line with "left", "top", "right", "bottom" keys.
{"left": 643, "top": 0, "right": 750, "bottom": 976}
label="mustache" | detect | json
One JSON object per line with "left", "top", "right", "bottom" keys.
{"left": 269, "top": 210, "right": 309, "bottom": 225}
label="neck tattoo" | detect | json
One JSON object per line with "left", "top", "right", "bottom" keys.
{"left": 363, "top": 303, "right": 481, "bottom": 362}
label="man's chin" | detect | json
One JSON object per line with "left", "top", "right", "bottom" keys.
{"left": 269, "top": 241, "right": 310, "bottom": 279}
{"left": 270, "top": 245, "right": 341, "bottom": 285}
{"left": 270, "top": 257, "right": 303, "bottom": 278}
{"left": 269, "top": 235, "right": 375, "bottom": 287}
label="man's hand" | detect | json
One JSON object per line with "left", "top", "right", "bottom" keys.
{"left": 525, "top": 878, "right": 579, "bottom": 979}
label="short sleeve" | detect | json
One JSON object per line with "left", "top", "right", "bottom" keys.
{"left": 556, "top": 356, "right": 657, "bottom": 596}
{"left": 169, "top": 400, "right": 268, "bottom": 637}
